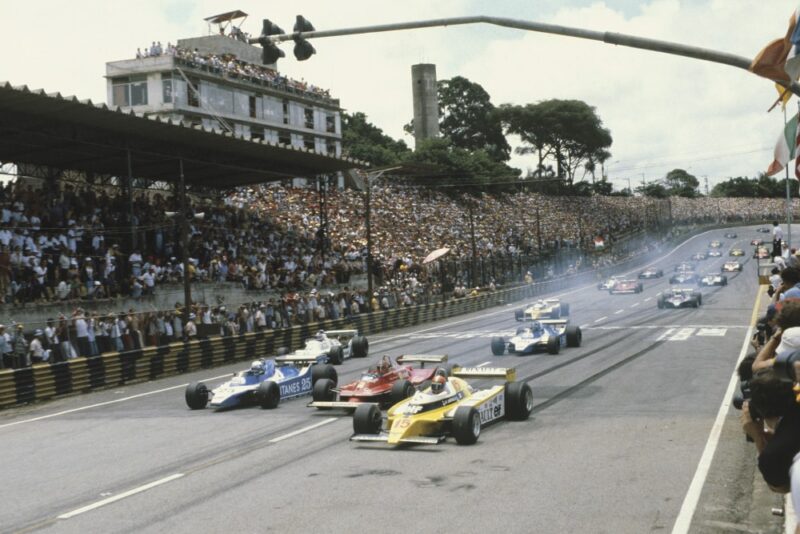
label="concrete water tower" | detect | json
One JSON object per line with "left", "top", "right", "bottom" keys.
{"left": 411, "top": 64, "right": 439, "bottom": 144}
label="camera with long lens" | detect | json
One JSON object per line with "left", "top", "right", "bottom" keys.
{"left": 732, "top": 380, "right": 752, "bottom": 410}
{"left": 774, "top": 348, "right": 800, "bottom": 381}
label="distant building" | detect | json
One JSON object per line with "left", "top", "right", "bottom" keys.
{"left": 105, "top": 34, "right": 342, "bottom": 163}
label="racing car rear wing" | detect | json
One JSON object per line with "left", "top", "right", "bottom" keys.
{"left": 325, "top": 329, "right": 358, "bottom": 338}
{"left": 396, "top": 354, "right": 448, "bottom": 366}
{"left": 451, "top": 366, "right": 516, "bottom": 381}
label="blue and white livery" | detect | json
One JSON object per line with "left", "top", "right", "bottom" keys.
{"left": 491, "top": 319, "right": 582, "bottom": 356}
{"left": 285, "top": 329, "right": 369, "bottom": 365}
{"left": 185, "top": 355, "right": 338, "bottom": 410}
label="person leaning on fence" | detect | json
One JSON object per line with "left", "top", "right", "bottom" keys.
{"left": 0, "top": 325, "right": 11, "bottom": 368}
{"left": 28, "top": 330, "right": 47, "bottom": 364}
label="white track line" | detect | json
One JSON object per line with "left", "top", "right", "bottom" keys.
{"left": 476, "top": 361, "right": 492, "bottom": 367}
{"left": 614, "top": 309, "right": 624, "bottom": 314}
{"left": 594, "top": 316, "right": 607, "bottom": 323}
{"left": 58, "top": 473, "right": 184, "bottom": 519}
{"left": 631, "top": 303, "right": 640, "bottom": 308}
{"left": 671, "top": 290, "right": 762, "bottom": 533}
{"left": 0, "top": 374, "right": 233, "bottom": 431}
{"left": 579, "top": 324, "right": 589, "bottom": 329}
{"left": 644, "top": 297, "right": 653, "bottom": 302}
{"left": 268, "top": 417, "right": 339, "bottom": 443}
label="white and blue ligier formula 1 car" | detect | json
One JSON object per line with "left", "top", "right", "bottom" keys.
{"left": 185, "top": 356, "right": 338, "bottom": 410}
{"left": 490, "top": 320, "right": 581, "bottom": 356}
{"left": 285, "top": 329, "right": 369, "bottom": 365}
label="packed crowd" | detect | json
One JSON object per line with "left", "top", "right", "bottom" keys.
{"left": 135, "top": 40, "right": 333, "bottom": 102}
{"left": 0, "top": 178, "right": 793, "bottom": 310}
{"left": 671, "top": 197, "right": 791, "bottom": 224}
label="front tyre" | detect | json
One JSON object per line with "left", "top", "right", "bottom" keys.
{"left": 491, "top": 337, "right": 506, "bottom": 356}
{"left": 185, "top": 382, "right": 209, "bottom": 410}
{"left": 257, "top": 381, "right": 280, "bottom": 409}
{"left": 353, "top": 403, "right": 382, "bottom": 434}
{"left": 328, "top": 346, "right": 344, "bottom": 365}
{"left": 351, "top": 335, "right": 369, "bottom": 358}
{"left": 546, "top": 335, "right": 560, "bottom": 355}
{"left": 505, "top": 381, "right": 533, "bottom": 420}
{"left": 311, "top": 363, "right": 338, "bottom": 385}
{"left": 565, "top": 325, "right": 582, "bottom": 347}
{"left": 312, "top": 378, "right": 336, "bottom": 402}
{"left": 452, "top": 406, "right": 481, "bottom": 445}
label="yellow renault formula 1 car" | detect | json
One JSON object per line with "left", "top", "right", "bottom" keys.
{"left": 350, "top": 366, "right": 532, "bottom": 446}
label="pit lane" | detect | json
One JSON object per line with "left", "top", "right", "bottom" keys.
{"left": 0, "top": 225, "right": 770, "bottom": 533}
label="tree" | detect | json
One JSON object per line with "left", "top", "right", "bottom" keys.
{"left": 637, "top": 182, "right": 669, "bottom": 198}
{"left": 341, "top": 112, "right": 410, "bottom": 166}
{"left": 663, "top": 169, "right": 700, "bottom": 197}
{"left": 405, "top": 76, "right": 510, "bottom": 162}
{"left": 406, "top": 138, "right": 520, "bottom": 189}
{"left": 710, "top": 174, "right": 799, "bottom": 197}
{"left": 498, "top": 99, "right": 613, "bottom": 185}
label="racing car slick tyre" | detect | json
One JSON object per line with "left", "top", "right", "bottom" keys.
{"left": 514, "top": 310, "right": 524, "bottom": 321}
{"left": 185, "top": 382, "right": 209, "bottom": 410}
{"left": 353, "top": 403, "right": 382, "bottom": 435}
{"left": 565, "top": 325, "right": 582, "bottom": 347}
{"left": 692, "top": 292, "right": 702, "bottom": 306}
{"left": 491, "top": 337, "right": 506, "bottom": 356}
{"left": 637, "top": 284, "right": 644, "bottom": 293}
{"left": 505, "top": 381, "right": 533, "bottom": 421}
{"left": 390, "top": 379, "right": 415, "bottom": 405}
{"left": 351, "top": 335, "right": 369, "bottom": 358}
{"left": 257, "top": 381, "right": 280, "bottom": 409}
{"left": 311, "top": 363, "right": 338, "bottom": 385}
{"left": 452, "top": 406, "right": 481, "bottom": 445}
{"left": 328, "top": 346, "right": 344, "bottom": 365}
{"left": 657, "top": 296, "right": 665, "bottom": 309}
{"left": 546, "top": 335, "right": 560, "bottom": 355}
{"left": 722, "top": 276, "right": 728, "bottom": 286}
{"left": 560, "top": 303, "right": 570, "bottom": 316}
{"left": 312, "top": 378, "right": 336, "bottom": 402}
{"left": 276, "top": 347, "right": 289, "bottom": 356}
{"left": 669, "top": 277, "right": 677, "bottom": 284}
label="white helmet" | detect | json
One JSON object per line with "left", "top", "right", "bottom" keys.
{"left": 250, "top": 360, "right": 265, "bottom": 374}
{"left": 315, "top": 330, "right": 325, "bottom": 341}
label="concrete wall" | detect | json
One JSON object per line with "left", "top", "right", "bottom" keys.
{"left": 411, "top": 63, "right": 439, "bottom": 144}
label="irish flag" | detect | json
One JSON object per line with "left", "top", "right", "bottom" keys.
{"left": 767, "top": 112, "right": 798, "bottom": 176}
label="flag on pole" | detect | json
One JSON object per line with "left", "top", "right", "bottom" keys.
{"left": 767, "top": 112, "right": 798, "bottom": 176}
{"left": 750, "top": 6, "right": 800, "bottom": 83}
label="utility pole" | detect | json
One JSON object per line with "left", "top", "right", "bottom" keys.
{"left": 703, "top": 175, "right": 709, "bottom": 196}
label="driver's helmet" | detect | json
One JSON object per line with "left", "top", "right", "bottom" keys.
{"left": 315, "top": 330, "right": 325, "bottom": 341}
{"left": 250, "top": 359, "right": 265, "bottom": 375}
{"left": 377, "top": 355, "right": 391, "bottom": 374}
{"left": 531, "top": 320, "right": 543, "bottom": 335}
{"left": 430, "top": 369, "right": 447, "bottom": 394}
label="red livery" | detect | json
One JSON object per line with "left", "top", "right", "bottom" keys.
{"left": 609, "top": 279, "right": 643, "bottom": 294}
{"left": 308, "top": 354, "right": 447, "bottom": 410}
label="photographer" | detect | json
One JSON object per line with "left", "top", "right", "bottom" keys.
{"left": 740, "top": 367, "right": 800, "bottom": 493}
{"left": 774, "top": 267, "right": 800, "bottom": 303}
{"left": 753, "top": 300, "right": 800, "bottom": 373}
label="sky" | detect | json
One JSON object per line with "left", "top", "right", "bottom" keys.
{"left": 0, "top": 0, "right": 796, "bottom": 191}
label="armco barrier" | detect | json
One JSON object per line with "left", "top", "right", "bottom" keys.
{"left": 0, "top": 222, "right": 752, "bottom": 408}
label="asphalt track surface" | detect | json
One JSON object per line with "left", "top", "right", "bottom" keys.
{"left": 0, "top": 226, "right": 769, "bottom": 534}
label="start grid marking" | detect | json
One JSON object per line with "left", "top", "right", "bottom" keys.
{"left": 406, "top": 325, "right": 738, "bottom": 341}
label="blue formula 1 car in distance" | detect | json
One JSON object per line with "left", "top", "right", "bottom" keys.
{"left": 490, "top": 319, "right": 581, "bottom": 356}
{"left": 185, "top": 355, "right": 338, "bottom": 410}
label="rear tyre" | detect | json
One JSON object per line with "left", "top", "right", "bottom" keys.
{"left": 390, "top": 379, "right": 415, "bottom": 405}
{"left": 257, "top": 381, "right": 280, "bottom": 409}
{"left": 565, "top": 325, "right": 582, "bottom": 348}
{"left": 560, "top": 303, "right": 570, "bottom": 316}
{"left": 491, "top": 337, "right": 506, "bottom": 356}
{"left": 722, "top": 276, "right": 728, "bottom": 286}
{"left": 546, "top": 335, "right": 560, "bottom": 355}
{"left": 505, "top": 381, "right": 533, "bottom": 420}
{"left": 514, "top": 310, "right": 524, "bottom": 321}
{"left": 452, "top": 406, "right": 481, "bottom": 445}
{"left": 351, "top": 335, "right": 369, "bottom": 358}
{"left": 657, "top": 296, "right": 665, "bottom": 309}
{"left": 312, "top": 378, "right": 336, "bottom": 402}
{"left": 311, "top": 364, "right": 338, "bottom": 385}
{"left": 353, "top": 403, "right": 382, "bottom": 435}
{"left": 185, "top": 382, "right": 209, "bottom": 410}
{"left": 328, "top": 346, "right": 344, "bottom": 365}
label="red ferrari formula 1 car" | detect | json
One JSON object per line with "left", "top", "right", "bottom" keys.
{"left": 308, "top": 354, "right": 447, "bottom": 410}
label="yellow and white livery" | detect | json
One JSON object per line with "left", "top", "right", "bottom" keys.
{"left": 514, "top": 298, "right": 569, "bottom": 321}
{"left": 350, "top": 366, "right": 533, "bottom": 445}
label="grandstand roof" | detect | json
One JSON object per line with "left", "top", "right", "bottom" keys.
{"left": 0, "top": 82, "right": 366, "bottom": 188}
